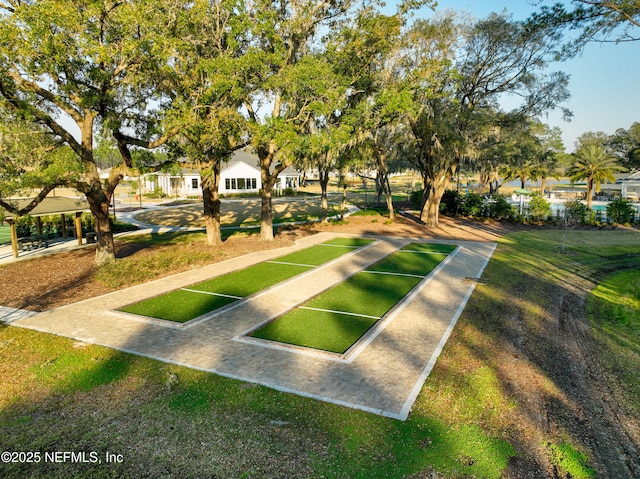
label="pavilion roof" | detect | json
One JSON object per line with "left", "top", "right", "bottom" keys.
{"left": 2, "top": 196, "right": 90, "bottom": 220}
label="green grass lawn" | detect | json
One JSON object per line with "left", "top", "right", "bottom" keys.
{"left": 3, "top": 230, "right": 639, "bottom": 478}
{"left": 588, "top": 269, "right": 640, "bottom": 414}
{"left": 250, "top": 243, "right": 456, "bottom": 353}
{"left": 118, "top": 238, "right": 373, "bottom": 323}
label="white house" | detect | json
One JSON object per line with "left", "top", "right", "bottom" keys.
{"left": 220, "top": 150, "right": 261, "bottom": 194}
{"left": 144, "top": 168, "right": 201, "bottom": 198}
{"left": 616, "top": 172, "right": 640, "bottom": 201}
{"left": 142, "top": 150, "right": 301, "bottom": 197}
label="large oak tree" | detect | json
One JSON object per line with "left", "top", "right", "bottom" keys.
{"left": 164, "top": 0, "right": 250, "bottom": 246}
{"left": 405, "top": 13, "right": 571, "bottom": 226}
{"left": 240, "top": 0, "right": 362, "bottom": 240}
{"left": 0, "top": 0, "right": 180, "bottom": 264}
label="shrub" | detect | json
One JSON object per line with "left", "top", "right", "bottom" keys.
{"left": 606, "top": 198, "right": 635, "bottom": 224}
{"left": 439, "top": 189, "right": 460, "bottom": 216}
{"left": 527, "top": 195, "right": 551, "bottom": 221}
{"left": 15, "top": 216, "right": 35, "bottom": 237}
{"left": 410, "top": 189, "right": 424, "bottom": 210}
{"left": 487, "top": 196, "right": 514, "bottom": 220}
{"left": 564, "top": 199, "right": 587, "bottom": 225}
{"left": 459, "top": 193, "right": 484, "bottom": 217}
{"left": 144, "top": 187, "right": 167, "bottom": 199}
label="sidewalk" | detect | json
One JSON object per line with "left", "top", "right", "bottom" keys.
{"left": 8, "top": 232, "right": 496, "bottom": 420}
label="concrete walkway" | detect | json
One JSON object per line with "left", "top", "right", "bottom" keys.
{"left": 7, "top": 232, "right": 496, "bottom": 420}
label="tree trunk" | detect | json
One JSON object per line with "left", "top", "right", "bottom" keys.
{"left": 384, "top": 175, "right": 395, "bottom": 221}
{"left": 374, "top": 172, "right": 382, "bottom": 205}
{"left": 259, "top": 153, "right": 276, "bottom": 240}
{"left": 586, "top": 177, "right": 594, "bottom": 210}
{"left": 419, "top": 170, "right": 450, "bottom": 228}
{"left": 260, "top": 184, "right": 274, "bottom": 240}
{"left": 319, "top": 167, "right": 330, "bottom": 223}
{"left": 201, "top": 163, "right": 222, "bottom": 246}
{"left": 85, "top": 186, "right": 116, "bottom": 265}
{"left": 339, "top": 171, "right": 348, "bottom": 219}
{"left": 374, "top": 148, "right": 394, "bottom": 219}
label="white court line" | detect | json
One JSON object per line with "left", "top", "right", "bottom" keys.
{"left": 361, "top": 270, "right": 425, "bottom": 279}
{"left": 397, "top": 250, "right": 450, "bottom": 255}
{"left": 266, "top": 260, "right": 316, "bottom": 268}
{"left": 298, "top": 306, "right": 381, "bottom": 320}
{"left": 181, "top": 289, "right": 243, "bottom": 300}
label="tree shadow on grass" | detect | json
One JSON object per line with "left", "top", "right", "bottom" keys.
{"left": 440, "top": 232, "right": 640, "bottom": 479}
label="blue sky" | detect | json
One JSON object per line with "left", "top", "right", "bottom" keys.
{"left": 404, "top": 0, "right": 640, "bottom": 152}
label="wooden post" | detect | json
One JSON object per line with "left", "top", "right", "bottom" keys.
{"left": 8, "top": 219, "right": 18, "bottom": 258}
{"left": 61, "top": 214, "right": 67, "bottom": 238}
{"left": 35, "top": 216, "right": 43, "bottom": 237}
{"left": 75, "top": 212, "right": 83, "bottom": 245}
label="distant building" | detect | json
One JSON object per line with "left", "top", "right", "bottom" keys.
{"left": 616, "top": 172, "right": 640, "bottom": 201}
{"left": 142, "top": 150, "right": 301, "bottom": 197}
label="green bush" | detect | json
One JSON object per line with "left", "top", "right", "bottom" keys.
{"left": 410, "top": 189, "right": 424, "bottom": 210}
{"left": 439, "top": 189, "right": 460, "bottom": 216}
{"left": 564, "top": 199, "right": 588, "bottom": 225}
{"left": 460, "top": 193, "right": 484, "bottom": 217}
{"left": 15, "top": 216, "right": 35, "bottom": 237}
{"left": 606, "top": 198, "right": 635, "bottom": 224}
{"left": 487, "top": 196, "right": 514, "bottom": 220}
{"left": 527, "top": 195, "right": 551, "bottom": 221}
{"left": 144, "top": 187, "right": 167, "bottom": 199}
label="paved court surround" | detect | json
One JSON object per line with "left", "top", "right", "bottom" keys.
{"left": 8, "top": 233, "right": 497, "bottom": 420}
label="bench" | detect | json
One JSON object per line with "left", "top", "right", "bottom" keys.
{"left": 18, "top": 236, "right": 49, "bottom": 251}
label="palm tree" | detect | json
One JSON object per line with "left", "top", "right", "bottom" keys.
{"left": 567, "top": 144, "right": 625, "bottom": 210}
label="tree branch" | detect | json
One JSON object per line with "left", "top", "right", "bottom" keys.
{"left": 0, "top": 182, "right": 62, "bottom": 216}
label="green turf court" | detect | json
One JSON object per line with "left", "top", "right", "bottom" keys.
{"left": 0, "top": 225, "right": 10, "bottom": 245}
{"left": 250, "top": 243, "right": 457, "bottom": 354}
{"left": 118, "top": 237, "right": 373, "bottom": 323}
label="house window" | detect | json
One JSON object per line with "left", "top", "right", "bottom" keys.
{"left": 191, "top": 178, "right": 198, "bottom": 189}
{"left": 225, "top": 177, "right": 256, "bottom": 190}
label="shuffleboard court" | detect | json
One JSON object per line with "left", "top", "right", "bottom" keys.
{"left": 118, "top": 238, "right": 374, "bottom": 323}
{"left": 250, "top": 243, "right": 457, "bottom": 353}
{"left": 11, "top": 234, "right": 497, "bottom": 420}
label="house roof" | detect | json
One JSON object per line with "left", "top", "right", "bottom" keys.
{"left": 155, "top": 150, "right": 300, "bottom": 177}
{"left": 222, "top": 151, "right": 300, "bottom": 177}
{"left": 222, "top": 151, "right": 261, "bottom": 174}
{"left": 224, "top": 150, "right": 260, "bottom": 170}
{"left": 617, "top": 171, "right": 640, "bottom": 183}
{"left": 2, "top": 196, "right": 90, "bottom": 220}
